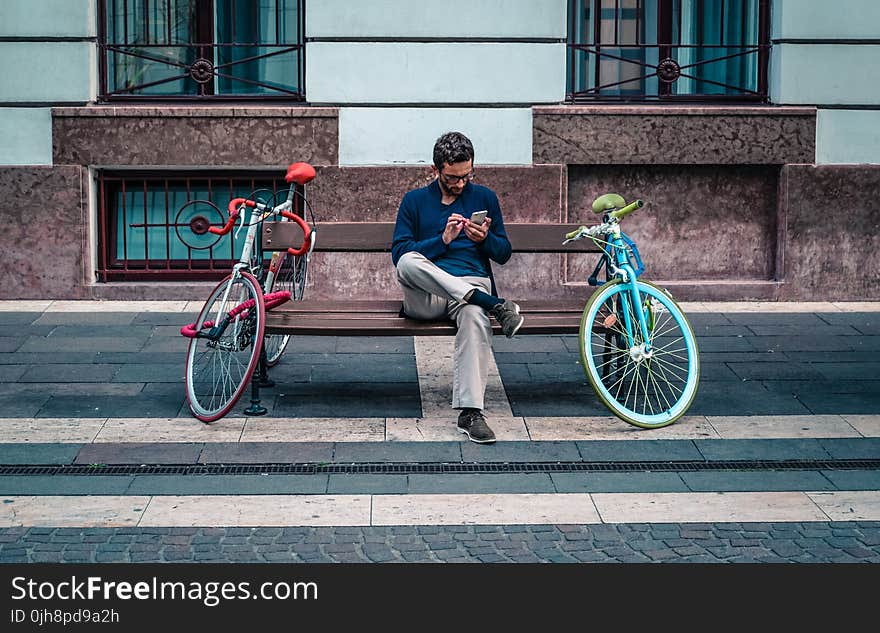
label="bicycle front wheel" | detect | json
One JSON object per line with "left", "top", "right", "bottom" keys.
{"left": 185, "top": 272, "right": 266, "bottom": 422}
{"left": 579, "top": 279, "right": 699, "bottom": 429}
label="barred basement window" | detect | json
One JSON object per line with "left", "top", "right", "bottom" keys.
{"left": 567, "top": 0, "right": 770, "bottom": 102}
{"left": 98, "top": 0, "right": 304, "bottom": 100}
{"left": 96, "top": 171, "right": 304, "bottom": 281}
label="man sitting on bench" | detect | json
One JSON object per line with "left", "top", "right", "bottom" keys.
{"left": 391, "top": 131, "right": 524, "bottom": 445}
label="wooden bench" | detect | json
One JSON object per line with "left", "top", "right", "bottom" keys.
{"left": 261, "top": 221, "right": 601, "bottom": 337}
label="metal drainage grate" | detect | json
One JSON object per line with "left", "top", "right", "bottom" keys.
{"left": 0, "top": 459, "right": 878, "bottom": 476}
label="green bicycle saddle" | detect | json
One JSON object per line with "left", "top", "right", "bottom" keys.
{"left": 591, "top": 193, "right": 627, "bottom": 214}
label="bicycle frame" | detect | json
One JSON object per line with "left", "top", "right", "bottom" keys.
{"left": 587, "top": 222, "right": 654, "bottom": 355}
{"left": 203, "top": 181, "right": 308, "bottom": 341}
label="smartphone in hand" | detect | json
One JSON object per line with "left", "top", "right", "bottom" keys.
{"left": 470, "top": 210, "right": 488, "bottom": 226}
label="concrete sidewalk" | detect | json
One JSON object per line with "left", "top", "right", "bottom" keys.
{"left": 0, "top": 300, "right": 878, "bottom": 562}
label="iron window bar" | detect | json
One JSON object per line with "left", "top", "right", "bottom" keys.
{"left": 98, "top": 0, "right": 305, "bottom": 101}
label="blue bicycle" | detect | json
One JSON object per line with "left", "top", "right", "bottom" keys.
{"left": 564, "top": 194, "right": 700, "bottom": 428}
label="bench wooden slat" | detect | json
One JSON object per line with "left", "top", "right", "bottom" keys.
{"left": 265, "top": 313, "right": 582, "bottom": 336}
{"left": 271, "top": 299, "right": 587, "bottom": 314}
{"left": 264, "top": 299, "right": 586, "bottom": 336}
{"left": 262, "top": 221, "right": 601, "bottom": 253}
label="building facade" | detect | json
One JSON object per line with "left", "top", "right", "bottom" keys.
{"left": 0, "top": 0, "right": 878, "bottom": 301}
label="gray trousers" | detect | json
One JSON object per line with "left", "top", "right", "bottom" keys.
{"left": 395, "top": 251, "right": 492, "bottom": 410}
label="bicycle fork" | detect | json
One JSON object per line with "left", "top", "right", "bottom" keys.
{"left": 613, "top": 268, "right": 654, "bottom": 360}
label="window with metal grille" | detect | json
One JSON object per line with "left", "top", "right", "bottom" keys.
{"left": 96, "top": 171, "right": 303, "bottom": 281}
{"left": 567, "top": 0, "right": 770, "bottom": 102}
{"left": 98, "top": 0, "right": 304, "bottom": 100}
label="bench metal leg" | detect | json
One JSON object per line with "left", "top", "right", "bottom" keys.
{"left": 243, "top": 347, "right": 270, "bottom": 416}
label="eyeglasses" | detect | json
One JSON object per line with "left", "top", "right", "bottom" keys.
{"left": 439, "top": 171, "right": 474, "bottom": 185}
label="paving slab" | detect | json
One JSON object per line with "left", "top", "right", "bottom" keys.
{"left": 0, "top": 352, "right": 99, "bottom": 364}
{"left": 814, "top": 362, "right": 880, "bottom": 381}
{"left": 687, "top": 383, "right": 813, "bottom": 416}
{"left": 503, "top": 382, "right": 609, "bottom": 417}
{"left": 0, "top": 337, "right": 26, "bottom": 353}
{"left": 575, "top": 439, "right": 702, "bottom": 462}
{"left": 241, "top": 418, "right": 385, "bottom": 443}
{"left": 111, "top": 365, "right": 184, "bottom": 383}
{"left": 0, "top": 495, "right": 149, "bottom": 528}
{"left": 406, "top": 473, "right": 556, "bottom": 494}
{"left": 386, "top": 417, "right": 529, "bottom": 442}
{"left": 371, "top": 493, "right": 601, "bottom": 526}
{"left": 592, "top": 491, "right": 830, "bottom": 523}
{"left": 131, "top": 312, "right": 200, "bottom": 326}
{"left": 272, "top": 383, "right": 421, "bottom": 418}
{"left": 327, "top": 474, "right": 408, "bottom": 495}
{"left": 460, "top": 441, "right": 582, "bottom": 463}
{"left": 550, "top": 472, "right": 689, "bottom": 493}
{"left": 138, "top": 495, "right": 372, "bottom": 527}
{"left": 0, "top": 418, "right": 104, "bottom": 443}
{"left": 726, "top": 362, "right": 825, "bottom": 381}
{"left": 0, "top": 312, "right": 43, "bottom": 324}
{"left": 707, "top": 414, "right": 862, "bottom": 439}
{"left": 679, "top": 470, "right": 836, "bottom": 492}
{"left": 0, "top": 443, "right": 82, "bottom": 465}
{"left": 96, "top": 417, "right": 242, "bottom": 443}
{"left": 333, "top": 441, "right": 461, "bottom": 463}
{"left": 125, "top": 475, "right": 329, "bottom": 496}
{"left": 38, "top": 395, "right": 185, "bottom": 419}
{"left": 525, "top": 416, "right": 719, "bottom": 440}
{"left": 198, "top": 442, "right": 334, "bottom": 464}
{"left": 807, "top": 491, "right": 880, "bottom": 521}
{"left": 0, "top": 366, "right": 28, "bottom": 383}
{"left": 821, "top": 470, "right": 880, "bottom": 491}
{"left": 817, "top": 438, "right": 880, "bottom": 460}
{"left": 19, "top": 364, "right": 121, "bottom": 383}
{"left": 0, "top": 476, "right": 135, "bottom": 495}
{"left": 693, "top": 438, "right": 831, "bottom": 461}
{"left": 795, "top": 392, "right": 880, "bottom": 415}
{"left": 842, "top": 415, "right": 880, "bottom": 436}
{"left": 0, "top": 383, "right": 144, "bottom": 397}
{"left": 0, "top": 393, "right": 51, "bottom": 418}
{"left": 310, "top": 362, "right": 419, "bottom": 383}
{"left": 74, "top": 442, "right": 204, "bottom": 465}
{"left": 33, "top": 312, "right": 137, "bottom": 325}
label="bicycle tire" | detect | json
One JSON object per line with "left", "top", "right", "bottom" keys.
{"left": 184, "top": 272, "right": 266, "bottom": 422}
{"left": 579, "top": 279, "right": 700, "bottom": 429}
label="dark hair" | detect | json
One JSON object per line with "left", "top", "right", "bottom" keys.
{"left": 432, "top": 131, "right": 475, "bottom": 169}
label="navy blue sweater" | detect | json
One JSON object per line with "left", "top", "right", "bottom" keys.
{"left": 391, "top": 180, "right": 512, "bottom": 293}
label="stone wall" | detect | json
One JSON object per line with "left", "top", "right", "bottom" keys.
{"left": 2, "top": 104, "right": 876, "bottom": 301}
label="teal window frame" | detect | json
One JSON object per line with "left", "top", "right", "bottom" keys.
{"left": 97, "top": 171, "right": 302, "bottom": 282}
{"left": 567, "top": 0, "right": 770, "bottom": 102}
{"left": 98, "top": 0, "right": 305, "bottom": 101}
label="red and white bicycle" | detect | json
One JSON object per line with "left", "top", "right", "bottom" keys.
{"left": 180, "top": 162, "right": 317, "bottom": 422}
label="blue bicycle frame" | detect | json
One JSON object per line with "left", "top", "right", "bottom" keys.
{"left": 587, "top": 223, "right": 652, "bottom": 354}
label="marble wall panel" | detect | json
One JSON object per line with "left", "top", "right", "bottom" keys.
{"left": 301, "top": 165, "right": 566, "bottom": 299}
{"left": 780, "top": 165, "right": 880, "bottom": 300}
{"left": 0, "top": 166, "right": 89, "bottom": 299}
{"left": 52, "top": 107, "right": 338, "bottom": 167}
{"left": 566, "top": 164, "right": 780, "bottom": 284}
{"left": 305, "top": 165, "right": 564, "bottom": 222}
{"left": 533, "top": 106, "right": 816, "bottom": 165}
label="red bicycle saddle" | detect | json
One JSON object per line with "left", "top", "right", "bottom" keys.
{"left": 285, "top": 162, "right": 316, "bottom": 185}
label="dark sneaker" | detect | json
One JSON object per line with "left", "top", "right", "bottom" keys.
{"left": 457, "top": 409, "right": 496, "bottom": 444}
{"left": 490, "top": 299, "right": 524, "bottom": 338}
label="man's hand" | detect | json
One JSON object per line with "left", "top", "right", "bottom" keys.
{"left": 442, "top": 213, "right": 466, "bottom": 244}
{"left": 463, "top": 216, "right": 491, "bottom": 243}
